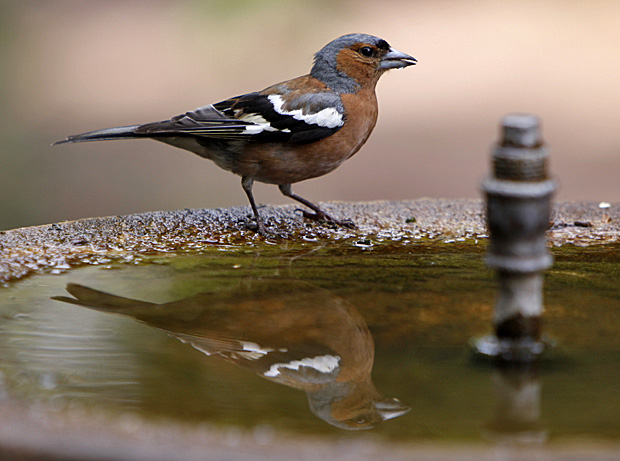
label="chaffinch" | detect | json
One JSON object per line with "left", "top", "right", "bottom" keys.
{"left": 54, "top": 279, "right": 410, "bottom": 430}
{"left": 54, "top": 34, "right": 417, "bottom": 235}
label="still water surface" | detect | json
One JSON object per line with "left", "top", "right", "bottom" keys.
{"left": 0, "top": 240, "right": 618, "bottom": 444}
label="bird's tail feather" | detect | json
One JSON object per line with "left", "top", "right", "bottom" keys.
{"left": 52, "top": 283, "right": 154, "bottom": 313}
{"left": 53, "top": 125, "right": 142, "bottom": 145}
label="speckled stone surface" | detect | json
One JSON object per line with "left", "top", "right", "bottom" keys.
{"left": 1, "top": 199, "right": 618, "bottom": 284}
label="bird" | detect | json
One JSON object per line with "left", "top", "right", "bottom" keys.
{"left": 54, "top": 34, "right": 417, "bottom": 235}
{"left": 53, "top": 279, "right": 411, "bottom": 430}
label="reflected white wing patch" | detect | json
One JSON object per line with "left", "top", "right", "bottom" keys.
{"left": 263, "top": 354, "right": 341, "bottom": 378}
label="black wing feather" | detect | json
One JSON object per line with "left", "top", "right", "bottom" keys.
{"left": 135, "top": 104, "right": 253, "bottom": 138}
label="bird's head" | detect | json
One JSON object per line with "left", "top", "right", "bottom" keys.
{"left": 307, "top": 380, "right": 411, "bottom": 430}
{"left": 311, "top": 33, "right": 416, "bottom": 94}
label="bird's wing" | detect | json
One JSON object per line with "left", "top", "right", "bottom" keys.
{"left": 134, "top": 104, "right": 255, "bottom": 139}
{"left": 175, "top": 332, "right": 342, "bottom": 385}
{"left": 135, "top": 89, "right": 345, "bottom": 145}
{"left": 216, "top": 89, "right": 346, "bottom": 144}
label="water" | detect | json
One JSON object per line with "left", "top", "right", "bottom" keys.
{"left": 0, "top": 240, "right": 619, "bottom": 445}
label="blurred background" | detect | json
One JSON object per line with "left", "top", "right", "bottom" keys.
{"left": 1, "top": 0, "right": 619, "bottom": 231}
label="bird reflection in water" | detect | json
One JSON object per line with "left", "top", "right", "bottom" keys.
{"left": 53, "top": 279, "right": 409, "bottom": 430}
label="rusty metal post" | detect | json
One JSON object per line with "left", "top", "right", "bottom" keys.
{"left": 476, "top": 114, "right": 556, "bottom": 362}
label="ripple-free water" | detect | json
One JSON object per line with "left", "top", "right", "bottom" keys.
{"left": 0, "top": 240, "right": 619, "bottom": 443}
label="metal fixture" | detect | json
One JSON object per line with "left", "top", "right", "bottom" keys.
{"left": 476, "top": 114, "right": 556, "bottom": 362}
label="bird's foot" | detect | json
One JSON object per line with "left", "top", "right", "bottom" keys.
{"left": 245, "top": 218, "right": 288, "bottom": 238}
{"left": 297, "top": 209, "right": 356, "bottom": 229}
{"left": 245, "top": 219, "right": 272, "bottom": 237}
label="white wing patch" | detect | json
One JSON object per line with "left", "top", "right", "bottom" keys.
{"left": 263, "top": 354, "right": 341, "bottom": 378}
{"left": 238, "top": 113, "right": 269, "bottom": 125}
{"left": 239, "top": 112, "right": 292, "bottom": 135}
{"left": 268, "top": 95, "right": 344, "bottom": 129}
{"left": 243, "top": 124, "right": 270, "bottom": 135}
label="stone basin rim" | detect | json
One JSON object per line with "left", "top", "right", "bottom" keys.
{"left": 1, "top": 199, "right": 618, "bottom": 285}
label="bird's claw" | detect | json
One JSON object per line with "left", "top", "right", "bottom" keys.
{"left": 245, "top": 218, "right": 289, "bottom": 238}
{"left": 297, "top": 209, "right": 356, "bottom": 229}
{"left": 245, "top": 219, "right": 270, "bottom": 236}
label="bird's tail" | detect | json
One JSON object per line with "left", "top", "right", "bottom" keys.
{"left": 52, "top": 283, "right": 154, "bottom": 313}
{"left": 53, "top": 125, "right": 142, "bottom": 145}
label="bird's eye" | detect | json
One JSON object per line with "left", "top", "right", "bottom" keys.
{"left": 359, "top": 46, "right": 374, "bottom": 58}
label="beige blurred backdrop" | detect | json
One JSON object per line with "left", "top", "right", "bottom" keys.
{"left": 1, "top": 0, "right": 619, "bottom": 230}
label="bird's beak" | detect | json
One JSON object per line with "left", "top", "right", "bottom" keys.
{"left": 375, "top": 398, "right": 411, "bottom": 420}
{"left": 380, "top": 47, "right": 417, "bottom": 70}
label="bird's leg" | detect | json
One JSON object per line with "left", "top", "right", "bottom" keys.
{"left": 241, "top": 177, "right": 269, "bottom": 235}
{"left": 278, "top": 184, "right": 355, "bottom": 228}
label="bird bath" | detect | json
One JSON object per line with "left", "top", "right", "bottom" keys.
{"left": 0, "top": 199, "right": 619, "bottom": 460}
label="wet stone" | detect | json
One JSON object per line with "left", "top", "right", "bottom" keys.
{"left": 1, "top": 199, "right": 619, "bottom": 284}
